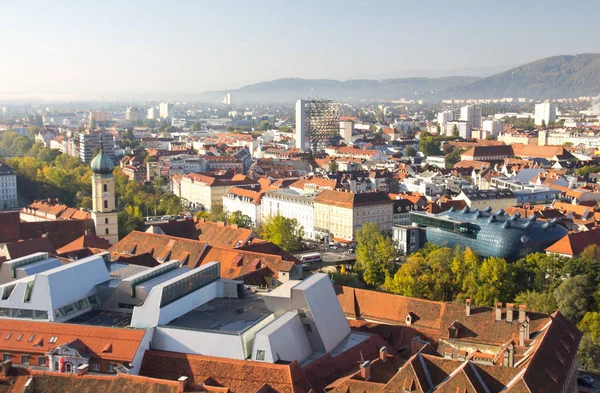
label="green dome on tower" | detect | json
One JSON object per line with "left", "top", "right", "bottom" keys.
{"left": 91, "top": 148, "right": 114, "bottom": 175}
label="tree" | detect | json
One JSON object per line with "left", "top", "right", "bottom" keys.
{"left": 444, "top": 149, "right": 462, "bottom": 169}
{"left": 191, "top": 122, "right": 201, "bottom": 131}
{"left": 578, "top": 312, "right": 600, "bottom": 371}
{"left": 279, "top": 125, "right": 291, "bottom": 133}
{"left": 514, "top": 290, "right": 557, "bottom": 313}
{"left": 576, "top": 165, "right": 600, "bottom": 178}
{"left": 384, "top": 254, "right": 427, "bottom": 298}
{"left": 405, "top": 146, "right": 417, "bottom": 157}
{"left": 451, "top": 124, "right": 459, "bottom": 137}
{"left": 118, "top": 205, "right": 143, "bottom": 239}
{"left": 26, "top": 126, "right": 40, "bottom": 139}
{"left": 228, "top": 211, "right": 254, "bottom": 229}
{"left": 355, "top": 223, "right": 396, "bottom": 287}
{"left": 259, "top": 120, "right": 271, "bottom": 131}
{"left": 419, "top": 133, "right": 442, "bottom": 156}
{"left": 541, "top": 119, "right": 546, "bottom": 128}
{"left": 554, "top": 275, "right": 592, "bottom": 322}
{"left": 258, "top": 215, "right": 304, "bottom": 253}
{"left": 328, "top": 160, "right": 339, "bottom": 172}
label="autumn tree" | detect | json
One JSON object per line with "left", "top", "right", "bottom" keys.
{"left": 355, "top": 223, "right": 396, "bottom": 287}
{"left": 258, "top": 215, "right": 304, "bottom": 253}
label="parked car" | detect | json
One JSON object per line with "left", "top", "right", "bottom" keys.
{"left": 578, "top": 375, "right": 594, "bottom": 387}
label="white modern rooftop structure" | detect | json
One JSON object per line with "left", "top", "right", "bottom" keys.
{"left": 0, "top": 249, "right": 369, "bottom": 365}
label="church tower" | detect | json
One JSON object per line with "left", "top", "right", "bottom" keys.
{"left": 90, "top": 140, "right": 119, "bottom": 244}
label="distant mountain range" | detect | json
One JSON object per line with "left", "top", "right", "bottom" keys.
{"left": 196, "top": 54, "right": 600, "bottom": 102}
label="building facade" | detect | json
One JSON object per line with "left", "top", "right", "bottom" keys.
{"left": 313, "top": 190, "right": 393, "bottom": 241}
{"left": 261, "top": 190, "right": 316, "bottom": 240}
{"left": 0, "top": 163, "right": 18, "bottom": 211}
{"left": 295, "top": 99, "right": 340, "bottom": 151}
{"left": 534, "top": 102, "right": 557, "bottom": 126}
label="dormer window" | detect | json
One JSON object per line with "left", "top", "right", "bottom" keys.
{"left": 405, "top": 313, "right": 413, "bottom": 325}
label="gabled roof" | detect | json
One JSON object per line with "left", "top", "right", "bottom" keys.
{"left": 1, "top": 237, "right": 56, "bottom": 260}
{"left": 196, "top": 220, "right": 257, "bottom": 248}
{"left": 0, "top": 319, "right": 145, "bottom": 361}
{"left": 314, "top": 190, "right": 392, "bottom": 209}
{"left": 139, "top": 350, "right": 313, "bottom": 393}
{"left": 56, "top": 234, "right": 112, "bottom": 254}
{"left": 545, "top": 229, "right": 600, "bottom": 256}
{"left": 24, "top": 372, "right": 181, "bottom": 393}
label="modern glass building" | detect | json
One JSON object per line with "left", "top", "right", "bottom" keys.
{"left": 410, "top": 207, "right": 568, "bottom": 260}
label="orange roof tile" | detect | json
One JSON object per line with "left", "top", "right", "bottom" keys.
{"left": 0, "top": 320, "right": 145, "bottom": 362}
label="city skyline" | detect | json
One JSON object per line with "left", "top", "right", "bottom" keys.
{"left": 1, "top": 0, "right": 599, "bottom": 99}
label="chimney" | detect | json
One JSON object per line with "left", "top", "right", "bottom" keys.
{"left": 519, "top": 324, "right": 526, "bottom": 347}
{"left": 379, "top": 346, "right": 388, "bottom": 363}
{"left": 465, "top": 299, "right": 471, "bottom": 317}
{"left": 518, "top": 305, "right": 527, "bottom": 323}
{"left": 525, "top": 316, "right": 530, "bottom": 339}
{"left": 178, "top": 376, "right": 188, "bottom": 393}
{"left": 506, "top": 303, "right": 514, "bottom": 323}
{"left": 230, "top": 223, "right": 238, "bottom": 229}
{"left": 359, "top": 360, "right": 371, "bottom": 381}
{"left": 217, "top": 221, "right": 225, "bottom": 227}
{"left": 495, "top": 302, "right": 502, "bottom": 321}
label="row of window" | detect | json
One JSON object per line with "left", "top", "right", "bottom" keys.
{"left": 0, "top": 308, "right": 48, "bottom": 320}
{"left": 2, "top": 353, "right": 112, "bottom": 372}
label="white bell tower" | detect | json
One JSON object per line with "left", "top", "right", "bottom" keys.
{"left": 90, "top": 137, "right": 119, "bottom": 244}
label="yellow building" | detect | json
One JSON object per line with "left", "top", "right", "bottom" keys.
{"left": 313, "top": 190, "right": 393, "bottom": 241}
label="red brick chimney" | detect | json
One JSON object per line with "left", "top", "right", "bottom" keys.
{"left": 379, "top": 346, "right": 388, "bottom": 363}
{"left": 359, "top": 361, "right": 371, "bottom": 381}
{"left": 465, "top": 299, "right": 471, "bottom": 317}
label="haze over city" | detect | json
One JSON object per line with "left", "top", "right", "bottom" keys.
{"left": 1, "top": 0, "right": 600, "bottom": 100}
{"left": 2, "top": 1, "right": 600, "bottom": 392}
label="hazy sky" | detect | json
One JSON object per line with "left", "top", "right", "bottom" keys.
{"left": 1, "top": 0, "right": 599, "bottom": 96}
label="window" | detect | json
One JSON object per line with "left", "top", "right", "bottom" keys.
{"left": 256, "top": 350, "right": 265, "bottom": 361}
{"left": 105, "top": 228, "right": 109, "bottom": 235}
{"left": 2, "top": 354, "right": 10, "bottom": 361}
{"left": 105, "top": 218, "right": 109, "bottom": 224}
{"left": 104, "top": 200, "right": 108, "bottom": 209}
{"left": 304, "top": 323, "right": 312, "bottom": 332}
{"left": 107, "top": 363, "right": 114, "bottom": 372}
{"left": 91, "top": 362, "right": 100, "bottom": 371}
{"left": 21, "top": 355, "right": 29, "bottom": 365}
{"left": 38, "top": 357, "right": 46, "bottom": 366}
{"left": 103, "top": 184, "right": 108, "bottom": 192}
{"left": 54, "top": 361, "right": 59, "bottom": 371}
{"left": 28, "top": 335, "right": 35, "bottom": 342}
{"left": 5, "top": 333, "right": 12, "bottom": 340}
{"left": 16, "top": 334, "right": 22, "bottom": 341}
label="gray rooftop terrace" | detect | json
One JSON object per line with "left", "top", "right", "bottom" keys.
{"left": 165, "top": 296, "right": 272, "bottom": 334}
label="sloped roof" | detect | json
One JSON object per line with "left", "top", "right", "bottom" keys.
{"left": 18, "top": 219, "right": 93, "bottom": 249}
{"left": 2, "top": 237, "right": 56, "bottom": 259}
{"left": 462, "top": 145, "right": 514, "bottom": 159}
{"left": 0, "top": 319, "right": 145, "bottom": 362}
{"left": 314, "top": 190, "right": 392, "bottom": 209}
{"left": 545, "top": 229, "right": 600, "bottom": 256}
{"left": 196, "top": 220, "right": 257, "bottom": 248}
{"left": 56, "top": 234, "right": 112, "bottom": 254}
{"left": 0, "top": 211, "right": 20, "bottom": 244}
{"left": 139, "top": 350, "right": 313, "bottom": 393}
{"left": 24, "top": 371, "right": 180, "bottom": 393}
{"left": 110, "top": 231, "right": 209, "bottom": 267}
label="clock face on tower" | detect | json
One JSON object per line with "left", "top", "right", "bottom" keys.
{"left": 103, "top": 192, "right": 110, "bottom": 198}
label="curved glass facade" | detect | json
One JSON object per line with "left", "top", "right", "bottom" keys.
{"left": 410, "top": 207, "right": 568, "bottom": 260}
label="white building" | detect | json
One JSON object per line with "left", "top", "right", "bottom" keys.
{"left": 0, "top": 253, "right": 111, "bottom": 323}
{"left": 0, "top": 163, "right": 18, "bottom": 211}
{"left": 482, "top": 119, "right": 503, "bottom": 137}
{"left": 460, "top": 105, "right": 482, "bottom": 128}
{"left": 261, "top": 190, "right": 316, "bottom": 240}
{"left": 147, "top": 107, "right": 158, "bottom": 119}
{"left": 535, "top": 102, "right": 557, "bottom": 126}
{"left": 222, "top": 187, "right": 264, "bottom": 227}
{"left": 444, "top": 121, "right": 472, "bottom": 139}
{"left": 159, "top": 102, "right": 174, "bottom": 119}
{"left": 223, "top": 93, "right": 232, "bottom": 105}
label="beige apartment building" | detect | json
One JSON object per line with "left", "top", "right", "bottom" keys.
{"left": 454, "top": 189, "right": 517, "bottom": 212}
{"left": 313, "top": 190, "right": 393, "bottom": 241}
{"left": 171, "top": 172, "right": 259, "bottom": 212}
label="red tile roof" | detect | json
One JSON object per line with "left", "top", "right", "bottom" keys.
{"left": 0, "top": 320, "right": 146, "bottom": 362}
{"left": 1, "top": 237, "right": 56, "bottom": 260}
{"left": 196, "top": 220, "right": 258, "bottom": 248}
{"left": 545, "top": 229, "right": 600, "bottom": 256}
{"left": 56, "top": 234, "right": 112, "bottom": 253}
{"left": 139, "top": 350, "right": 313, "bottom": 393}
{"left": 314, "top": 190, "right": 392, "bottom": 209}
